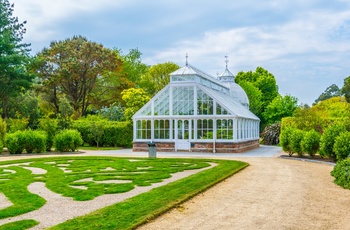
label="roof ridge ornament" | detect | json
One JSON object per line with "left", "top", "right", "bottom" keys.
{"left": 225, "top": 54, "right": 229, "bottom": 69}
{"left": 185, "top": 53, "right": 189, "bottom": 66}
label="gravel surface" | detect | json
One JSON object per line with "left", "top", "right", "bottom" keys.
{"left": 138, "top": 157, "right": 350, "bottom": 230}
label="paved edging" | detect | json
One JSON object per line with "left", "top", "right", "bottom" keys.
{"left": 278, "top": 155, "right": 336, "bottom": 166}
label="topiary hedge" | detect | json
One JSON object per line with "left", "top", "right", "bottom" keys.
{"left": 54, "top": 129, "right": 83, "bottom": 152}
{"left": 320, "top": 125, "right": 346, "bottom": 160}
{"left": 331, "top": 158, "right": 350, "bottom": 189}
{"left": 333, "top": 132, "right": 350, "bottom": 161}
{"left": 72, "top": 118, "right": 133, "bottom": 148}
{"left": 301, "top": 130, "right": 321, "bottom": 157}
{"left": 5, "top": 130, "right": 47, "bottom": 154}
{"left": 280, "top": 127, "right": 294, "bottom": 156}
{"left": 290, "top": 129, "right": 305, "bottom": 157}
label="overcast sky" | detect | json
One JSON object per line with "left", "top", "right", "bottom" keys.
{"left": 11, "top": 0, "right": 350, "bottom": 105}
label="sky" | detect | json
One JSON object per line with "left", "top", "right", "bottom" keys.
{"left": 10, "top": 0, "right": 350, "bottom": 105}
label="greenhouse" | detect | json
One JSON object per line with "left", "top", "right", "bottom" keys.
{"left": 132, "top": 59, "right": 260, "bottom": 153}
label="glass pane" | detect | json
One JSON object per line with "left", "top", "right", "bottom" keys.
{"left": 197, "top": 89, "right": 213, "bottom": 115}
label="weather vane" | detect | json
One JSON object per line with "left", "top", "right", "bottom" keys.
{"left": 186, "top": 53, "right": 189, "bottom": 66}
{"left": 225, "top": 54, "right": 229, "bottom": 69}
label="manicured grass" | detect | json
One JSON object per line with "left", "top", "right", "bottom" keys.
{"left": 0, "top": 156, "right": 248, "bottom": 229}
{"left": 0, "top": 220, "right": 39, "bottom": 230}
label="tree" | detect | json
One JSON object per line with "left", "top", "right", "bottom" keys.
{"left": 139, "top": 62, "right": 180, "bottom": 96}
{"left": 238, "top": 81, "right": 263, "bottom": 116}
{"left": 34, "top": 36, "right": 122, "bottom": 117}
{"left": 121, "top": 88, "right": 150, "bottom": 120}
{"left": 0, "top": 0, "right": 34, "bottom": 118}
{"left": 314, "top": 84, "right": 341, "bottom": 105}
{"left": 263, "top": 94, "right": 298, "bottom": 125}
{"left": 341, "top": 76, "right": 350, "bottom": 103}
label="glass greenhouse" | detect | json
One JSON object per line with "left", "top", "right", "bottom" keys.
{"left": 132, "top": 61, "right": 260, "bottom": 153}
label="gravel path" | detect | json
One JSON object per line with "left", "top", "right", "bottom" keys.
{"left": 138, "top": 157, "right": 350, "bottom": 230}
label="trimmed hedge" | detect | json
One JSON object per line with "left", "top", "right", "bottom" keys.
{"left": 5, "top": 130, "right": 47, "bottom": 154}
{"left": 280, "top": 127, "right": 294, "bottom": 156}
{"left": 54, "top": 129, "right": 83, "bottom": 152}
{"left": 301, "top": 130, "right": 321, "bottom": 157}
{"left": 72, "top": 119, "right": 133, "bottom": 148}
{"left": 320, "top": 125, "right": 346, "bottom": 160}
{"left": 331, "top": 158, "right": 350, "bottom": 189}
{"left": 334, "top": 132, "right": 350, "bottom": 161}
{"left": 290, "top": 129, "right": 304, "bottom": 157}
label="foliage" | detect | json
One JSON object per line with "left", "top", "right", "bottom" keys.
{"left": 320, "top": 124, "right": 346, "bottom": 160}
{"left": 289, "top": 129, "right": 305, "bottom": 157}
{"left": 333, "top": 132, "right": 350, "bottom": 161}
{"left": 261, "top": 122, "right": 280, "bottom": 145}
{"left": 57, "top": 96, "right": 73, "bottom": 129}
{"left": 280, "top": 127, "right": 294, "bottom": 156}
{"left": 20, "top": 130, "right": 46, "bottom": 153}
{"left": 314, "top": 84, "right": 341, "bottom": 105}
{"left": 238, "top": 81, "right": 263, "bottom": 116}
{"left": 139, "top": 62, "right": 180, "bottom": 96}
{"left": 121, "top": 88, "right": 150, "bottom": 120}
{"left": 300, "top": 130, "right": 321, "bottom": 157}
{"left": 5, "top": 131, "right": 24, "bottom": 154}
{"left": 263, "top": 94, "right": 298, "bottom": 125}
{"left": 0, "top": 117, "right": 6, "bottom": 144}
{"left": 88, "top": 122, "right": 104, "bottom": 148}
{"left": 34, "top": 36, "right": 123, "bottom": 117}
{"left": 71, "top": 117, "right": 133, "bottom": 147}
{"left": 53, "top": 129, "right": 83, "bottom": 152}
{"left": 7, "top": 117, "right": 28, "bottom": 133}
{"left": 0, "top": 0, "right": 34, "bottom": 118}
{"left": 341, "top": 76, "right": 350, "bottom": 103}
{"left": 286, "top": 97, "right": 350, "bottom": 133}
{"left": 39, "top": 117, "right": 58, "bottom": 151}
{"left": 97, "top": 103, "right": 125, "bottom": 121}
{"left": 0, "top": 139, "right": 3, "bottom": 154}
{"left": 331, "top": 158, "right": 350, "bottom": 189}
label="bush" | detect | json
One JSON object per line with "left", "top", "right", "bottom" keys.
{"left": 21, "top": 130, "right": 47, "bottom": 153}
{"left": 0, "top": 117, "right": 6, "bottom": 145}
{"left": 301, "top": 130, "right": 321, "bottom": 157}
{"left": 54, "top": 129, "right": 83, "bottom": 152}
{"left": 5, "top": 132, "right": 24, "bottom": 154}
{"left": 290, "top": 129, "right": 304, "bottom": 157}
{"left": 0, "top": 140, "right": 3, "bottom": 154}
{"left": 39, "top": 118, "right": 58, "bottom": 151}
{"left": 334, "top": 132, "right": 350, "bottom": 161}
{"left": 320, "top": 125, "right": 346, "bottom": 160}
{"left": 280, "top": 127, "right": 294, "bottom": 156}
{"left": 331, "top": 159, "right": 350, "bottom": 189}
{"left": 261, "top": 122, "right": 280, "bottom": 145}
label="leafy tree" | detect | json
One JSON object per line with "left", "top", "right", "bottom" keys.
{"left": 263, "top": 94, "right": 298, "bottom": 125}
{"left": 139, "top": 62, "right": 180, "bottom": 96}
{"left": 238, "top": 81, "right": 263, "bottom": 116}
{"left": 235, "top": 67, "right": 279, "bottom": 108}
{"left": 13, "top": 91, "right": 42, "bottom": 129}
{"left": 314, "top": 84, "right": 341, "bottom": 105}
{"left": 121, "top": 88, "right": 150, "bottom": 120}
{"left": 341, "top": 76, "right": 350, "bottom": 103}
{"left": 97, "top": 103, "right": 125, "bottom": 121}
{"left": 0, "top": 0, "right": 34, "bottom": 118}
{"left": 119, "top": 48, "right": 149, "bottom": 84}
{"left": 34, "top": 36, "right": 122, "bottom": 117}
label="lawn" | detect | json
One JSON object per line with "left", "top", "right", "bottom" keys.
{"left": 0, "top": 156, "right": 248, "bottom": 229}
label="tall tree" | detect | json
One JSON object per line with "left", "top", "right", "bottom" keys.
{"left": 314, "top": 84, "right": 341, "bottom": 105}
{"left": 263, "top": 94, "right": 298, "bottom": 125}
{"left": 121, "top": 88, "right": 150, "bottom": 120}
{"left": 341, "top": 76, "right": 350, "bottom": 103}
{"left": 139, "top": 62, "right": 180, "bottom": 96}
{"left": 35, "top": 36, "right": 122, "bottom": 117}
{"left": 0, "top": 0, "right": 33, "bottom": 118}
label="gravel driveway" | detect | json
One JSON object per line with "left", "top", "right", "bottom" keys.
{"left": 137, "top": 156, "right": 350, "bottom": 230}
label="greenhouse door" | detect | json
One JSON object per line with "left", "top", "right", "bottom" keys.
{"left": 175, "top": 119, "right": 191, "bottom": 151}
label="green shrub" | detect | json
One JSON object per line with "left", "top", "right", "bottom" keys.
{"left": 54, "top": 129, "right": 83, "bottom": 152}
{"left": 21, "top": 130, "right": 47, "bottom": 153}
{"left": 280, "top": 127, "right": 294, "bottom": 156}
{"left": 261, "top": 122, "right": 280, "bottom": 145}
{"left": 0, "top": 140, "right": 3, "bottom": 154}
{"left": 320, "top": 124, "right": 346, "bottom": 160}
{"left": 7, "top": 118, "right": 29, "bottom": 133}
{"left": 290, "top": 129, "right": 304, "bottom": 157}
{"left": 333, "top": 132, "right": 350, "bottom": 161}
{"left": 331, "top": 158, "right": 350, "bottom": 189}
{"left": 39, "top": 118, "right": 58, "bottom": 151}
{"left": 5, "top": 132, "right": 24, "bottom": 154}
{"left": 301, "top": 130, "right": 321, "bottom": 157}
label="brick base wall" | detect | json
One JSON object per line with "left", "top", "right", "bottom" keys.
{"left": 132, "top": 140, "right": 260, "bottom": 153}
